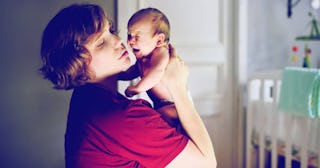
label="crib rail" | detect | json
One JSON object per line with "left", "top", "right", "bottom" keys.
{"left": 246, "top": 70, "right": 320, "bottom": 168}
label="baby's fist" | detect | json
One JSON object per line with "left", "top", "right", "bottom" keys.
{"left": 125, "top": 86, "right": 138, "bottom": 97}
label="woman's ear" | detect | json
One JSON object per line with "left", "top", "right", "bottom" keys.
{"left": 156, "top": 33, "right": 165, "bottom": 47}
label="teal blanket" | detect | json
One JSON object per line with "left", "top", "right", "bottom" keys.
{"left": 278, "top": 67, "right": 320, "bottom": 118}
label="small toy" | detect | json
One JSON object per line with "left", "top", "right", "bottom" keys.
{"left": 291, "top": 45, "right": 298, "bottom": 63}
{"left": 302, "top": 44, "right": 311, "bottom": 68}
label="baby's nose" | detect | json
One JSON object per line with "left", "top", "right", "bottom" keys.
{"left": 127, "top": 38, "right": 135, "bottom": 46}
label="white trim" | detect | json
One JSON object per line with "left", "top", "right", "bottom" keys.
{"left": 234, "top": 0, "right": 248, "bottom": 167}
{"left": 138, "top": 0, "right": 143, "bottom": 9}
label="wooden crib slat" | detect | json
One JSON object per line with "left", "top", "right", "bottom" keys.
{"left": 300, "top": 118, "right": 311, "bottom": 168}
{"left": 271, "top": 80, "right": 278, "bottom": 168}
{"left": 318, "top": 148, "right": 320, "bottom": 168}
{"left": 318, "top": 118, "right": 320, "bottom": 168}
{"left": 246, "top": 81, "right": 253, "bottom": 168}
{"left": 318, "top": 119, "right": 320, "bottom": 168}
{"left": 259, "top": 80, "right": 265, "bottom": 168}
{"left": 285, "top": 114, "right": 292, "bottom": 168}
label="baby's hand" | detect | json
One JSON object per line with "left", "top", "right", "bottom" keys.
{"left": 125, "top": 85, "right": 139, "bottom": 97}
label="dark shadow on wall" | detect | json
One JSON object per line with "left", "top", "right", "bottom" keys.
{"left": 0, "top": 0, "right": 115, "bottom": 167}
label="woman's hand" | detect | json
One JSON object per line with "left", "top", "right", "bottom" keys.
{"left": 162, "top": 44, "right": 189, "bottom": 94}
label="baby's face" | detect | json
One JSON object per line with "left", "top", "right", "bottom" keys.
{"left": 127, "top": 17, "right": 159, "bottom": 59}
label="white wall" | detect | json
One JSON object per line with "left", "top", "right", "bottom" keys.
{"left": 0, "top": 1, "right": 115, "bottom": 167}
{"left": 248, "top": 0, "right": 320, "bottom": 77}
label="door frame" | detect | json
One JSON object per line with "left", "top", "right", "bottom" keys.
{"left": 116, "top": 0, "right": 247, "bottom": 166}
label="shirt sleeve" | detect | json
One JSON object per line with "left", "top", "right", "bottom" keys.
{"left": 98, "top": 99, "right": 188, "bottom": 168}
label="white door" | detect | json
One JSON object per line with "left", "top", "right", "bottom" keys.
{"left": 117, "top": 0, "right": 237, "bottom": 167}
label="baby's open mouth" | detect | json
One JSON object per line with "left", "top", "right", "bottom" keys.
{"left": 132, "top": 48, "right": 140, "bottom": 53}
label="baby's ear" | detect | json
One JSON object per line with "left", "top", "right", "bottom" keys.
{"left": 156, "top": 33, "right": 165, "bottom": 47}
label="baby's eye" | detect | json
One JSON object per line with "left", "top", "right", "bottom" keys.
{"left": 127, "top": 34, "right": 132, "bottom": 40}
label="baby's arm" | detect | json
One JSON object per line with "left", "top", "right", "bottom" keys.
{"left": 125, "top": 47, "right": 169, "bottom": 97}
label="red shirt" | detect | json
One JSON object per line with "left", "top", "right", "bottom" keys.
{"left": 65, "top": 84, "right": 188, "bottom": 168}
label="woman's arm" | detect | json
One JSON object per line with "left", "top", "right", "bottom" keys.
{"left": 163, "top": 45, "right": 217, "bottom": 167}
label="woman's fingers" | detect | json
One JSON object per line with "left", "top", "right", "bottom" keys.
{"left": 168, "top": 43, "right": 177, "bottom": 58}
{"left": 163, "top": 44, "right": 189, "bottom": 92}
{"left": 168, "top": 44, "right": 183, "bottom": 64}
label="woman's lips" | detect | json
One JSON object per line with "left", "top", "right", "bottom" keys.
{"left": 120, "top": 50, "right": 129, "bottom": 59}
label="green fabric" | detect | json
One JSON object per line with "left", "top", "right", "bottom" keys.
{"left": 278, "top": 67, "right": 320, "bottom": 118}
{"left": 309, "top": 75, "right": 320, "bottom": 117}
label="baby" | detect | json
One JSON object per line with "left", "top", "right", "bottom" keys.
{"left": 119, "top": 8, "right": 178, "bottom": 124}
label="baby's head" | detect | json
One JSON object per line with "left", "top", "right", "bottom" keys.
{"left": 127, "top": 8, "right": 170, "bottom": 59}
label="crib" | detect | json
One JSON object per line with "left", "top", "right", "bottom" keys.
{"left": 246, "top": 70, "right": 320, "bottom": 168}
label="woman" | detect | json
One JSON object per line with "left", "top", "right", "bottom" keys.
{"left": 39, "top": 3, "right": 216, "bottom": 168}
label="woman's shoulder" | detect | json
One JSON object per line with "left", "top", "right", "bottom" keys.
{"left": 70, "top": 85, "right": 126, "bottom": 115}
{"left": 72, "top": 84, "right": 156, "bottom": 117}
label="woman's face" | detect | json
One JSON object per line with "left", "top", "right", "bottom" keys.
{"left": 85, "top": 21, "right": 131, "bottom": 82}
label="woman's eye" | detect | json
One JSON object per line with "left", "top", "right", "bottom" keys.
{"left": 97, "top": 40, "right": 105, "bottom": 48}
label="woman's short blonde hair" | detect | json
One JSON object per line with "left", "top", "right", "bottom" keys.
{"left": 40, "top": 4, "right": 112, "bottom": 90}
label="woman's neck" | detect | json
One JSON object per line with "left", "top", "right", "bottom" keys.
{"left": 91, "top": 75, "right": 118, "bottom": 92}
